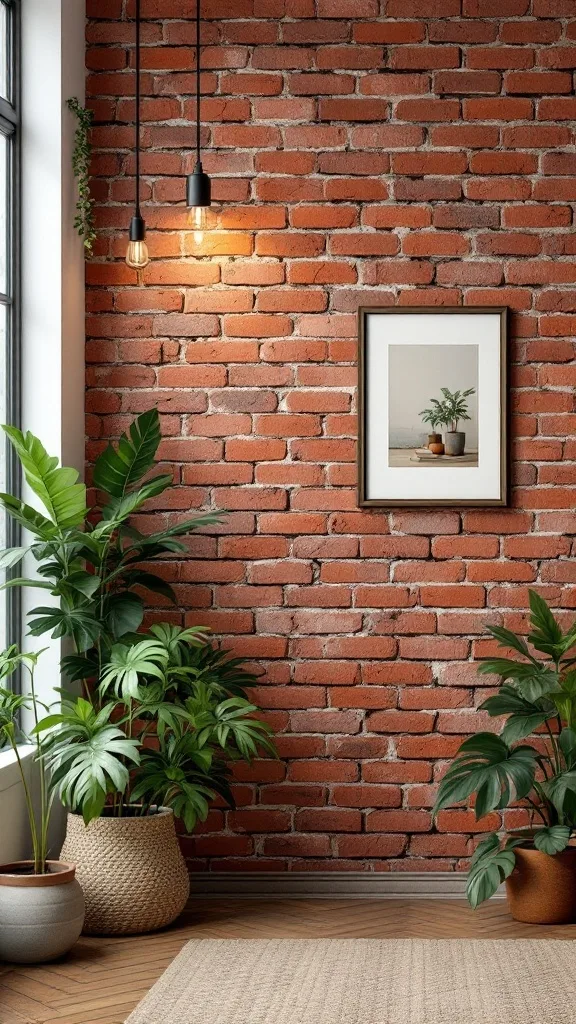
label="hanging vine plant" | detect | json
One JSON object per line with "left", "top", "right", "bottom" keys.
{"left": 67, "top": 97, "right": 97, "bottom": 256}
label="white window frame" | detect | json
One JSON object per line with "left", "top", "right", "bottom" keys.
{"left": 0, "top": 0, "right": 85, "bottom": 859}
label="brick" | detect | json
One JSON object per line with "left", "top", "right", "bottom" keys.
{"left": 337, "top": 836, "right": 407, "bottom": 858}
{"left": 368, "top": 711, "right": 435, "bottom": 734}
{"left": 435, "top": 71, "right": 501, "bottom": 94}
{"left": 366, "top": 810, "right": 431, "bottom": 833}
{"left": 392, "top": 512, "right": 461, "bottom": 535}
{"left": 506, "top": 71, "right": 572, "bottom": 94}
{"left": 295, "top": 809, "right": 361, "bottom": 832}
{"left": 396, "top": 99, "right": 461, "bottom": 121}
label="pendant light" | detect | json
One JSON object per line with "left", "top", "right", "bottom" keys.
{"left": 186, "top": 0, "right": 211, "bottom": 244}
{"left": 125, "top": 0, "right": 149, "bottom": 274}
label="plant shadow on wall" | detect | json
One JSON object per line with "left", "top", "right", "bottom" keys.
{"left": 0, "top": 410, "right": 276, "bottom": 935}
{"left": 435, "top": 591, "right": 576, "bottom": 924}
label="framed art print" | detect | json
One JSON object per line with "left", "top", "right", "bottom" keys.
{"left": 357, "top": 307, "right": 508, "bottom": 507}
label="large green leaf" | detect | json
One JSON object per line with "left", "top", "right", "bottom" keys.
{"left": 39, "top": 698, "right": 140, "bottom": 824}
{"left": 104, "top": 593, "right": 144, "bottom": 638}
{"left": 27, "top": 604, "right": 101, "bottom": 651}
{"left": 0, "top": 546, "right": 29, "bottom": 571}
{"left": 99, "top": 475, "right": 173, "bottom": 525}
{"left": 533, "top": 825, "right": 571, "bottom": 855}
{"left": 122, "top": 570, "right": 176, "bottom": 603}
{"left": 478, "top": 658, "right": 559, "bottom": 702}
{"left": 99, "top": 639, "right": 169, "bottom": 701}
{"left": 433, "top": 733, "right": 538, "bottom": 820}
{"left": 543, "top": 770, "right": 576, "bottom": 821}
{"left": 93, "top": 408, "right": 161, "bottom": 499}
{"left": 559, "top": 728, "right": 576, "bottom": 770}
{"left": 3, "top": 426, "right": 86, "bottom": 530}
{"left": 0, "top": 493, "right": 58, "bottom": 539}
{"left": 485, "top": 624, "right": 536, "bottom": 662}
{"left": 480, "top": 685, "right": 554, "bottom": 744}
{"left": 527, "top": 589, "right": 564, "bottom": 658}
{"left": 466, "top": 833, "right": 522, "bottom": 909}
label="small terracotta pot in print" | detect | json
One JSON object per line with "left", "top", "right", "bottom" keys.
{"left": 427, "top": 433, "right": 442, "bottom": 448}
{"left": 506, "top": 846, "right": 576, "bottom": 924}
{"left": 429, "top": 442, "right": 445, "bottom": 455}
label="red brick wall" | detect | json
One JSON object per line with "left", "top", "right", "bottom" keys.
{"left": 86, "top": 1, "right": 576, "bottom": 873}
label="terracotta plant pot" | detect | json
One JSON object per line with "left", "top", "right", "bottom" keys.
{"left": 427, "top": 433, "right": 442, "bottom": 448}
{"left": 0, "top": 861, "right": 84, "bottom": 963}
{"left": 60, "top": 807, "right": 190, "bottom": 936}
{"left": 506, "top": 846, "right": 576, "bottom": 924}
{"left": 444, "top": 431, "right": 466, "bottom": 456}
{"left": 429, "top": 442, "right": 445, "bottom": 455}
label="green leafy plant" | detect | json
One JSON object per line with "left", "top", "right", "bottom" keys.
{"left": 0, "top": 647, "right": 52, "bottom": 872}
{"left": 0, "top": 409, "right": 276, "bottom": 831}
{"left": 419, "top": 406, "right": 443, "bottom": 433}
{"left": 67, "top": 97, "right": 96, "bottom": 256}
{"left": 420, "top": 387, "right": 475, "bottom": 435}
{"left": 434, "top": 590, "right": 576, "bottom": 908}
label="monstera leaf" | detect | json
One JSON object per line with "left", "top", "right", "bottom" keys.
{"left": 480, "top": 685, "right": 555, "bottom": 744}
{"left": 477, "top": 658, "right": 559, "bottom": 702}
{"left": 466, "top": 833, "right": 522, "bottom": 909}
{"left": 37, "top": 698, "right": 140, "bottom": 824}
{"left": 434, "top": 733, "right": 538, "bottom": 820}
{"left": 533, "top": 825, "right": 571, "bottom": 855}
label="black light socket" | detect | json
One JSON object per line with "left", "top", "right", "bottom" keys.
{"left": 129, "top": 214, "right": 146, "bottom": 242}
{"left": 186, "top": 160, "right": 211, "bottom": 209}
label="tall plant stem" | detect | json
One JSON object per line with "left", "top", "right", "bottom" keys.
{"left": 544, "top": 720, "right": 562, "bottom": 776}
{"left": 28, "top": 664, "right": 48, "bottom": 872}
{"left": 11, "top": 738, "right": 41, "bottom": 872}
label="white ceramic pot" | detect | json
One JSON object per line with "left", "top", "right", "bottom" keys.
{"left": 0, "top": 860, "right": 84, "bottom": 963}
{"left": 60, "top": 807, "right": 190, "bottom": 936}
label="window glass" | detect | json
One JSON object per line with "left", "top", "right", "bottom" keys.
{"left": 0, "top": 131, "right": 7, "bottom": 294}
{"left": 0, "top": 5, "right": 7, "bottom": 102}
{"left": 0, "top": 0, "right": 18, "bottom": 657}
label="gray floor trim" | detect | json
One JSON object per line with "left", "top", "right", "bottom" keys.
{"left": 189, "top": 871, "right": 505, "bottom": 899}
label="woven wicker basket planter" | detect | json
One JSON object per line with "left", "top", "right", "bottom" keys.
{"left": 60, "top": 808, "right": 189, "bottom": 936}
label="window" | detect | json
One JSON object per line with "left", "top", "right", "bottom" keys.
{"left": 0, "top": 0, "right": 19, "bottom": 650}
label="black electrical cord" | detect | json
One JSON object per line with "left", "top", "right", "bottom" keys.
{"left": 135, "top": 0, "right": 141, "bottom": 217}
{"left": 196, "top": 0, "right": 201, "bottom": 165}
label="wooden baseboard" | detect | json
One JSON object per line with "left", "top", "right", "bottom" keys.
{"left": 189, "top": 871, "right": 505, "bottom": 899}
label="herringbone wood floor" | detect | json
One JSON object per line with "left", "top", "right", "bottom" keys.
{"left": 2, "top": 898, "right": 576, "bottom": 1024}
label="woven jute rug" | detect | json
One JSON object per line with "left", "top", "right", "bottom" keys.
{"left": 125, "top": 937, "right": 576, "bottom": 1024}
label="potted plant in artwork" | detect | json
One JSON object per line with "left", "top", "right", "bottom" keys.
{"left": 0, "top": 410, "right": 276, "bottom": 936}
{"left": 419, "top": 404, "right": 445, "bottom": 454}
{"left": 438, "top": 387, "right": 475, "bottom": 456}
{"left": 0, "top": 648, "right": 84, "bottom": 962}
{"left": 434, "top": 590, "right": 576, "bottom": 923}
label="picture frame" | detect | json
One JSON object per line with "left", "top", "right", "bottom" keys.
{"left": 357, "top": 306, "right": 508, "bottom": 508}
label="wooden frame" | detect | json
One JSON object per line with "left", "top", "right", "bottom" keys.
{"left": 357, "top": 306, "right": 508, "bottom": 508}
